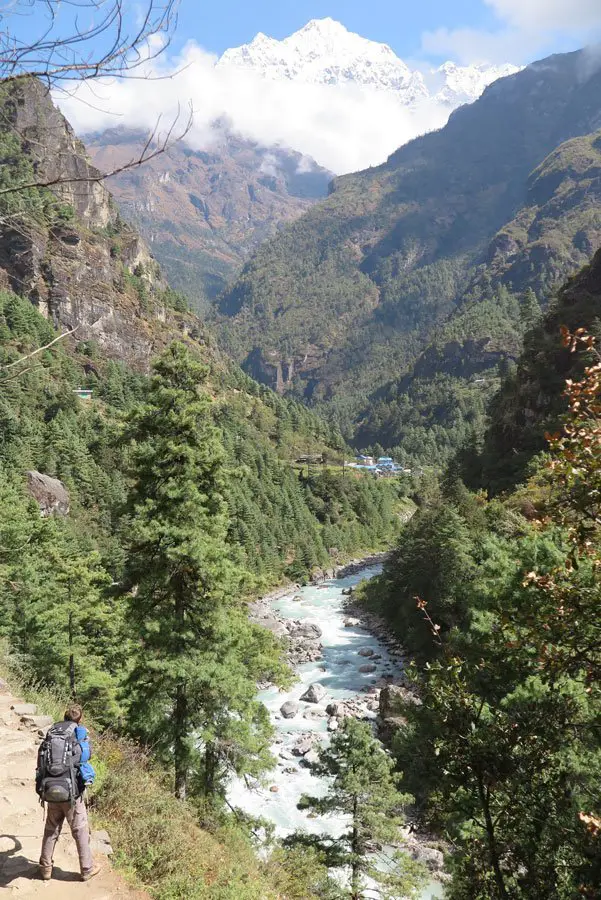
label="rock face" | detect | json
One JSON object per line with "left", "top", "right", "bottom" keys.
{"left": 26, "top": 471, "right": 70, "bottom": 517}
{"left": 300, "top": 683, "right": 327, "bottom": 704}
{"left": 0, "top": 78, "right": 202, "bottom": 368}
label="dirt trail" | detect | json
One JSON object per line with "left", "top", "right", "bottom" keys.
{"left": 0, "top": 682, "right": 147, "bottom": 898}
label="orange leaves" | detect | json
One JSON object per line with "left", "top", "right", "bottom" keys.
{"left": 579, "top": 812, "right": 601, "bottom": 838}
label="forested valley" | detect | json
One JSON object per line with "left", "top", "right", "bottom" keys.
{"left": 0, "top": 7, "right": 601, "bottom": 900}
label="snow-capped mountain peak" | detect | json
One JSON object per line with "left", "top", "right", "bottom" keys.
{"left": 218, "top": 18, "right": 520, "bottom": 108}
{"left": 218, "top": 18, "right": 427, "bottom": 100}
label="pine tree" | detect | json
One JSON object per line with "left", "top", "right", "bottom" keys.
{"left": 120, "top": 343, "right": 287, "bottom": 800}
{"left": 298, "top": 718, "right": 425, "bottom": 899}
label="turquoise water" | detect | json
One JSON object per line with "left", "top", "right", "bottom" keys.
{"left": 228, "top": 568, "right": 445, "bottom": 899}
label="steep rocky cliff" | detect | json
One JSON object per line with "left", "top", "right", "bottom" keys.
{"left": 0, "top": 78, "right": 200, "bottom": 366}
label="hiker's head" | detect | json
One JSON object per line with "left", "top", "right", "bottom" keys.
{"left": 64, "top": 704, "right": 83, "bottom": 723}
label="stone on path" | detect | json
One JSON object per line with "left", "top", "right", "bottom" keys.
{"left": 299, "top": 683, "right": 326, "bottom": 704}
{"left": 90, "top": 829, "right": 113, "bottom": 856}
{"left": 20, "top": 715, "right": 53, "bottom": 730}
{"left": 10, "top": 703, "right": 37, "bottom": 716}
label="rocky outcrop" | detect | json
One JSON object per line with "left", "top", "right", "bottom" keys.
{"left": 26, "top": 471, "right": 70, "bottom": 517}
{"left": 0, "top": 78, "right": 199, "bottom": 368}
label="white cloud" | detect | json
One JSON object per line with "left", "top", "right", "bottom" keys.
{"left": 56, "top": 41, "right": 450, "bottom": 175}
{"left": 486, "top": 0, "right": 601, "bottom": 31}
{"left": 422, "top": 0, "right": 601, "bottom": 64}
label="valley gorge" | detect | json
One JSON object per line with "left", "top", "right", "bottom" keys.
{"left": 1, "top": 9, "right": 601, "bottom": 900}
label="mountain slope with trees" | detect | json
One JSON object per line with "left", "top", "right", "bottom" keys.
{"left": 354, "top": 248, "right": 601, "bottom": 897}
{"left": 215, "top": 49, "right": 601, "bottom": 445}
{"left": 87, "top": 128, "right": 332, "bottom": 313}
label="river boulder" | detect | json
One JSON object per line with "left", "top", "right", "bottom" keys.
{"left": 287, "top": 620, "right": 322, "bottom": 641}
{"left": 411, "top": 845, "right": 445, "bottom": 872}
{"left": 280, "top": 701, "right": 299, "bottom": 719}
{"left": 292, "top": 735, "right": 314, "bottom": 756}
{"left": 300, "top": 683, "right": 326, "bottom": 703}
{"left": 358, "top": 647, "right": 374, "bottom": 657}
{"left": 304, "top": 708, "right": 326, "bottom": 721}
{"left": 359, "top": 663, "right": 377, "bottom": 673}
{"left": 261, "top": 617, "right": 289, "bottom": 639}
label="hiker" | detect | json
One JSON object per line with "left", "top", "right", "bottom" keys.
{"left": 36, "top": 704, "right": 101, "bottom": 882}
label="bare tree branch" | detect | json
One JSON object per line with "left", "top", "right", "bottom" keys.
{"left": 0, "top": 100, "right": 193, "bottom": 196}
{"left": 0, "top": 1, "right": 192, "bottom": 194}
{"left": 0, "top": 325, "right": 77, "bottom": 377}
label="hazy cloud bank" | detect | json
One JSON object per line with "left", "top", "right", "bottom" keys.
{"left": 57, "top": 41, "right": 451, "bottom": 175}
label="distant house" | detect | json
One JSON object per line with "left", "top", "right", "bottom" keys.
{"left": 356, "top": 464, "right": 378, "bottom": 473}
{"left": 356, "top": 454, "right": 375, "bottom": 466}
{"left": 73, "top": 389, "right": 93, "bottom": 401}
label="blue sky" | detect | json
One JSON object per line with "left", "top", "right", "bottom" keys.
{"left": 176, "top": 0, "right": 498, "bottom": 59}
{"left": 172, "top": 0, "right": 601, "bottom": 63}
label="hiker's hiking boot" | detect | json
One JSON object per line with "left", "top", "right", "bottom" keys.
{"left": 39, "top": 865, "right": 52, "bottom": 880}
{"left": 81, "top": 863, "right": 101, "bottom": 882}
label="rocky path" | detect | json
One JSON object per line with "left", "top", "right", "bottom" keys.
{"left": 0, "top": 681, "right": 147, "bottom": 899}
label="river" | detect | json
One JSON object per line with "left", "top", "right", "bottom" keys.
{"left": 229, "top": 566, "right": 445, "bottom": 899}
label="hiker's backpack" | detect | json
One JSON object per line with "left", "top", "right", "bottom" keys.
{"left": 36, "top": 721, "right": 82, "bottom": 803}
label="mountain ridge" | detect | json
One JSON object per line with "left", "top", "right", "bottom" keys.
{"left": 214, "top": 47, "right": 601, "bottom": 451}
{"left": 218, "top": 17, "right": 519, "bottom": 107}
{"left": 87, "top": 127, "right": 332, "bottom": 311}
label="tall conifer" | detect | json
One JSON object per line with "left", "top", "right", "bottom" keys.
{"left": 120, "top": 343, "right": 286, "bottom": 800}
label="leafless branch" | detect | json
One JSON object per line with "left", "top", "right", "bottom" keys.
{"left": 0, "top": 101, "right": 193, "bottom": 196}
{"left": 0, "top": 325, "right": 77, "bottom": 379}
{"left": 0, "top": 1, "right": 192, "bottom": 196}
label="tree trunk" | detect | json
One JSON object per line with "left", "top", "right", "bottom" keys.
{"left": 350, "top": 795, "right": 360, "bottom": 900}
{"left": 477, "top": 773, "right": 508, "bottom": 899}
{"left": 204, "top": 742, "right": 217, "bottom": 797}
{"left": 173, "top": 589, "right": 188, "bottom": 800}
{"left": 174, "top": 681, "right": 188, "bottom": 800}
{"left": 68, "top": 610, "right": 75, "bottom": 697}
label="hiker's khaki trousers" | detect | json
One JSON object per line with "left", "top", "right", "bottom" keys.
{"left": 39, "top": 796, "right": 93, "bottom": 873}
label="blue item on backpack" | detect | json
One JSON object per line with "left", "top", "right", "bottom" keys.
{"left": 74, "top": 724, "right": 96, "bottom": 785}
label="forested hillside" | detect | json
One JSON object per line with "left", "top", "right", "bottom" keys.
{"left": 355, "top": 248, "right": 601, "bottom": 897}
{"left": 215, "top": 48, "right": 601, "bottom": 452}
{"left": 0, "top": 74, "right": 407, "bottom": 897}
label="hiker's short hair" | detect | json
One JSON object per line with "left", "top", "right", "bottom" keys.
{"left": 64, "top": 704, "right": 83, "bottom": 723}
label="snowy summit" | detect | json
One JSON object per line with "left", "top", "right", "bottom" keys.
{"left": 218, "top": 18, "right": 520, "bottom": 108}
